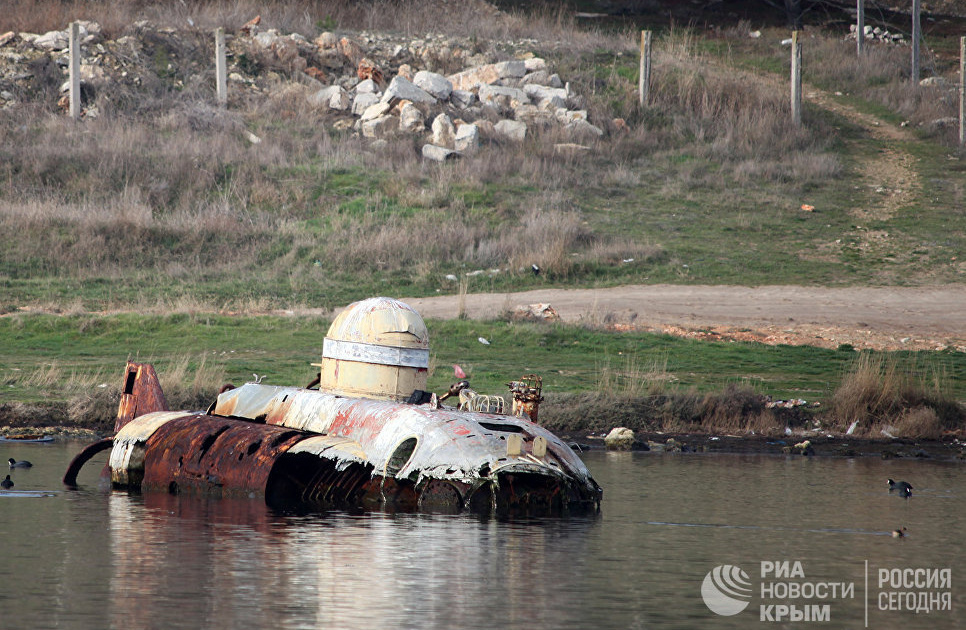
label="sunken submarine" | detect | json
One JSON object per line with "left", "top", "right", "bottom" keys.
{"left": 65, "top": 297, "right": 603, "bottom": 514}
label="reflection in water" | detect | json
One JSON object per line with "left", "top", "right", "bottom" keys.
{"left": 2, "top": 444, "right": 965, "bottom": 629}
{"left": 107, "top": 491, "right": 599, "bottom": 630}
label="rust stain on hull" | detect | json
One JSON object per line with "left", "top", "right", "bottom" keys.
{"left": 66, "top": 298, "right": 603, "bottom": 516}
{"left": 116, "top": 362, "right": 167, "bottom": 432}
{"left": 141, "top": 416, "right": 305, "bottom": 498}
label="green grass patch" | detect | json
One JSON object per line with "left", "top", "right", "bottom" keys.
{"left": 2, "top": 315, "right": 964, "bottom": 410}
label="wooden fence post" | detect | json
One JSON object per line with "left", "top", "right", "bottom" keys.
{"left": 639, "top": 30, "right": 652, "bottom": 107}
{"left": 791, "top": 31, "right": 802, "bottom": 126}
{"left": 856, "top": 0, "right": 864, "bottom": 56}
{"left": 960, "top": 36, "right": 965, "bottom": 147}
{"left": 69, "top": 22, "right": 80, "bottom": 120}
{"left": 911, "top": 0, "right": 920, "bottom": 83}
{"left": 216, "top": 27, "right": 227, "bottom": 106}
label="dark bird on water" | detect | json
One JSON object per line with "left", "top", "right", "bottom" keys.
{"left": 892, "top": 527, "right": 907, "bottom": 538}
{"left": 8, "top": 458, "right": 32, "bottom": 469}
{"left": 888, "top": 479, "right": 913, "bottom": 497}
{"left": 1, "top": 475, "right": 12, "bottom": 489}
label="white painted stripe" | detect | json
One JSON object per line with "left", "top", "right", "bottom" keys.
{"left": 323, "top": 338, "right": 429, "bottom": 368}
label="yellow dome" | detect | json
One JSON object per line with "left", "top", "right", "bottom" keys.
{"left": 326, "top": 296, "right": 429, "bottom": 350}
{"left": 317, "top": 297, "right": 429, "bottom": 401}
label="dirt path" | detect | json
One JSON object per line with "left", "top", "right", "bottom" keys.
{"left": 398, "top": 285, "right": 966, "bottom": 351}
{"left": 803, "top": 86, "right": 922, "bottom": 268}
{"left": 395, "top": 85, "right": 964, "bottom": 353}
{"left": 806, "top": 87, "right": 919, "bottom": 224}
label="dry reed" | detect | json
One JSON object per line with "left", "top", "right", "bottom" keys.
{"left": 3, "top": 354, "right": 227, "bottom": 430}
{"left": 827, "top": 353, "right": 963, "bottom": 437}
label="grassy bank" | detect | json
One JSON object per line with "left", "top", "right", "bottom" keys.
{"left": 1, "top": 2, "right": 964, "bottom": 314}
{"left": 1, "top": 313, "right": 963, "bottom": 438}
{"left": 1, "top": 2, "right": 964, "bottom": 440}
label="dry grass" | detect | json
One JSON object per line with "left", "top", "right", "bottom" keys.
{"left": 827, "top": 353, "right": 964, "bottom": 437}
{"left": 775, "top": 33, "right": 961, "bottom": 146}
{"left": 541, "top": 383, "right": 790, "bottom": 437}
{"left": 595, "top": 353, "right": 674, "bottom": 398}
{"left": 0, "top": 0, "right": 482, "bottom": 39}
{"left": 4, "top": 354, "right": 226, "bottom": 430}
{"left": 0, "top": 1, "right": 957, "bottom": 316}
{"left": 694, "top": 385, "right": 781, "bottom": 435}
{"left": 0, "top": 0, "right": 630, "bottom": 54}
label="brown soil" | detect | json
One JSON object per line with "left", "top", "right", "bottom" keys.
{"left": 398, "top": 284, "right": 966, "bottom": 352}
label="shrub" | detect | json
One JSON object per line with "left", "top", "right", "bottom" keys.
{"left": 826, "top": 353, "right": 965, "bottom": 436}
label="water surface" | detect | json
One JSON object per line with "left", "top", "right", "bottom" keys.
{"left": 1, "top": 442, "right": 962, "bottom": 629}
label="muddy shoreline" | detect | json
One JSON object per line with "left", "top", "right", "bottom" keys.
{"left": 560, "top": 431, "right": 966, "bottom": 462}
{"left": 6, "top": 425, "right": 964, "bottom": 463}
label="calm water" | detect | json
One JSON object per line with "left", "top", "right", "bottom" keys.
{"left": 1, "top": 441, "right": 964, "bottom": 629}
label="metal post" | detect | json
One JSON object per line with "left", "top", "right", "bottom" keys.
{"left": 911, "top": 0, "right": 920, "bottom": 83}
{"left": 639, "top": 30, "right": 652, "bottom": 107}
{"left": 69, "top": 22, "right": 80, "bottom": 119}
{"left": 960, "top": 36, "right": 965, "bottom": 147}
{"left": 215, "top": 27, "right": 227, "bottom": 106}
{"left": 791, "top": 31, "right": 802, "bottom": 126}
{"left": 856, "top": 0, "right": 864, "bottom": 56}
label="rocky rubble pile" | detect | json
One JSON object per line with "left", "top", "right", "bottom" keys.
{"left": 845, "top": 23, "right": 905, "bottom": 44}
{"left": 0, "top": 18, "right": 608, "bottom": 159}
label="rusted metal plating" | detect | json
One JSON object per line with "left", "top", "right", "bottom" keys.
{"left": 116, "top": 362, "right": 167, "bottom": 432}
{"left": 70, "top": 358, "right": 601, "bottom": 514}
{"left": 107, "top": 409, "right": 379, "bottom": 509}
{"left": 212, "top": 381, "right": 601, "bottom": 511}
{"left": 509, "top": 374, "right": 544, "bottom": 423}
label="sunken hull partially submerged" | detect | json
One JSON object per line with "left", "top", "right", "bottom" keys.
{"left": 65, "top": 297, "right": 602, "bottom": 515}
{"left": 211, "top": 382, "right": 601, "bottom": 512}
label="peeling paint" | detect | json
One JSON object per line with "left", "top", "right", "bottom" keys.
{"left": 65, "top": 297, "right": 602, "bottom": 515}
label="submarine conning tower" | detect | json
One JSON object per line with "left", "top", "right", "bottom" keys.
{"left": 315, "top": 296, "right": 430, "bottom": 402}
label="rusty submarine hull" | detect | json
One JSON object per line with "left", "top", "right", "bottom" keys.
{"left": 65, "top": 297, "right": 602, "bottom": 515}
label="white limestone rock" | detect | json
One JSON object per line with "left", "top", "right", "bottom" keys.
{"left": 524, "top": 57, "right": 548, "bottom": 72}
{"left": 360, "top": 101, "right": 392, "bottom": 121}
{"left": 556, "top": 109, "right": 588, "bottom": 124}
{"left": 352, "top": 92, "right": 381, "bottom": 116}
{"left": 399, "top": 102, "right": 425, "bottom": 132}
{"left": 604, "top": 427, "right": 635, "bottom": 451}
{"left": 447, "top": 64, "right": 500, "bottom": 91}
{"left": 422, "top": 144, "right": 461, "bottom": 162}
{"left": 431, "top": 113, "right": 456, "bottom": 149}
{"left": 309, "top": 85, "right": 349, "bottom": 110}
{"left": 494, "top": 60, "right": 526, "bottom": 78}
{"left": 454, "top": 123, "right": 480, "bottom": 154}
{"left": 521, "top": 70, "right": 550, "bottom": 86}
{"left": 355, "top": 78, "right": 380, "bottom": 94}
{"left": 450, "top": 89, "right": 476, "bottom": 109}
{"left": 566, "top": 119, "right": 604, "bottom": 141}
{"left": 382, "top": 75, "right": 436, "bottom": 105}
{"left": 314, "top": 32, "right": 339, "bottom": 49}
{"left": 478, "top": 84, "right": 529, "bottom": 107}
{"left": 524, "top": 84, "right": 568, "bottom": 107}
{"left": 253, "top": 30, "right": 280, "bottom": 50}
{"left": 413, "top": 70, "right": 452, "bottom": 100}
{"left": 32, "top": 30, "right": 68, "bottom": 50}
{"left": 494, "top": 119, "right": 527, "bottom": 142}
{"left": 362, "top": 114, "right": 398, "bottom": 138}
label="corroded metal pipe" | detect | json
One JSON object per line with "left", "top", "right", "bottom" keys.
{"left": 63, "top": 437, "right": 114, "bottom": 487}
